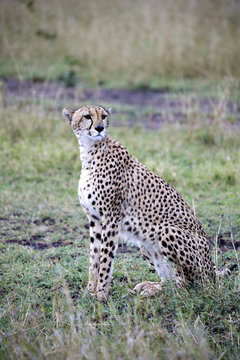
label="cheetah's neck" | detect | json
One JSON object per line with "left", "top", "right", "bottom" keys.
{"left": 78, "top": 136, "right": 107, "bottom": 169}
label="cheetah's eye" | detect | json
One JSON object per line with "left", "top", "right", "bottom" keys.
{"left": 102, "top": 114, "right": 107, "bottom": 119}
{"left": 84, "top": 114, "right": 92, "bottom": 120}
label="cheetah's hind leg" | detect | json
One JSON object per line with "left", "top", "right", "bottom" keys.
{"left": 131, "top": 246, "right": 162, "bottom": 296}
{"left": 132, "top": 246, "right": 184, "bottom": 296}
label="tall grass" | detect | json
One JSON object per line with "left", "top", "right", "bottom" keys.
{"left": 1, "top": 0, "right": 240, "bottom": 85}
{"left": 0, "top": 243, "right": 238, "bottom": 360}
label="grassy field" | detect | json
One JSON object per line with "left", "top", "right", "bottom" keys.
{"left": 1, "top": 0, "right": 240, "bottom": 87}
{"left": 0, "top": 84, "right": 240, "bottom": 359}
{"left": 0, "top": 0, "right": 240, "bottom": 358}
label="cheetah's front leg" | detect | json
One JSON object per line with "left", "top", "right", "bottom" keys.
{"left": 86, "top": 215, "right": 102, "bottom": 293}
{"left": 96, "top": 218, "right": 121, "bottom": 301}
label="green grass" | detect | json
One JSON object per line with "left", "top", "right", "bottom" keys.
{"left": 0, "top": 242, "right": 239, "bottom": 360}
{"left": 1, "top": 0, "right": 240, "bottom": 87}
{"left": 1, "top": 1, "right": 239, "bottom": 357}
{"left": 0, "top": 94, "right": 239, "bottom": 359}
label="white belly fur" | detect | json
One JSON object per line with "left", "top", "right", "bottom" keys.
{"left": 119, "top": 222, "right": 177, "bottom": 281}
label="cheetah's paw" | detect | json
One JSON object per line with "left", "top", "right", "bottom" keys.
{"left": 132, "top": 281, "right": 162, "bottom": 296}
{"left": 96, "top": 290, "right": 109, "bottom": 302}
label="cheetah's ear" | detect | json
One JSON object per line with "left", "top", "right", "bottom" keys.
{"left": 107, "top": 108, "right": 113, "bottom": 115}
{"left": 62, "top": 108, "right": 75, "bottom": 124}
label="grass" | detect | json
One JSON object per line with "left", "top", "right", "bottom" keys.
{"left": 0, "top": 87, "right": 240, "bottom": 359}
{"left": 1, "top": 0, "right": 240, "bottom": 88}
{"left": 1, "top": 1, "right": 239, "bottom": 357}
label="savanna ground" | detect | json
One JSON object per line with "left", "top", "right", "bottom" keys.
{"left": 0, "top": 0, "right": 240, "bottom": 359}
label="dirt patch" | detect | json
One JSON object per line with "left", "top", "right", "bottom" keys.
{"left": 32, "top": 216, "right": 56, "bottom": 226}
{"left": 5, "top": 237, "right": 139, "bottom": 253}
{"left": 2, "top": 78, "right": 240, "bottom": 130}
{"left": 6, "top": 238, "right": 73, "bottom": 250}
{"left": 1, "top": 212, "right": 239, "bottom": 257}
{"left": 0, "top": 212, "right": 84, "bottom": 250}
{"left": 217, "top": 232, "right": 240, "bottom": 250}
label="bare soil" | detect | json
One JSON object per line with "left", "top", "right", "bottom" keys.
{"left": 2, "top": 78, "right": 240, "bottom": 129}
{"left": 1, "top": 212, "right": 239, "bottom": 253}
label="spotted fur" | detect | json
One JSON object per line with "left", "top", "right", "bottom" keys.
{"left": 62, "top": 105, "right": 215, "bottom": 301}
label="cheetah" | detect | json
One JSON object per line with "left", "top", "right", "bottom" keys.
{"left": 62, "top": 105, "right": 215, "bottom": 301}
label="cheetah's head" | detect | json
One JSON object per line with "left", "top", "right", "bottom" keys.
{"left": 62, "top": 105, "right": 112, "bottom": 142}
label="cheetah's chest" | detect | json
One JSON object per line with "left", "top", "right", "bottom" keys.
{"left": 78, "top": 168, "right": 99, "bottom": 218}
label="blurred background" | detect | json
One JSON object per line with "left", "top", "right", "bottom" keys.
{"left": 1, "top": 0, "right": 240, "bottom": 87}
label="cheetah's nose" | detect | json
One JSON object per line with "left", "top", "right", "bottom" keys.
{"left": 95, "top": 126, "right": 104, "bottom": 133}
